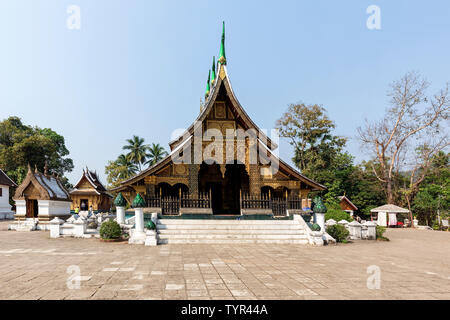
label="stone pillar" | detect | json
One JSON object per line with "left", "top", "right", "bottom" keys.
{"left": 116, "top": 206, "right": 125, "bottom": 224}
{"left": 135, "top": 207, "right": 144, "bottom": 233}
{"left": 347, "top": 221, "right": 362, "bottom": 240}
{"left": 364, "top": 221, "right": 377, "bottom": 240}
{"left": 129, "top": 207, "right": 146, "bottom": 244}
{"left": 311, "top": 231, "right": 324, "bottom": 246}
{"left": 413, "top": 218, "right": 419, "bottom": 227}
{"left": 151, "top": 212, "right": 158, "bottom": 225}
{"left": 73, "top": 218, "right": 86, "bottom": 237}
{"left": 49, "top": 217, "right": 64, "bottom": 238}
{"left": 314, "top": 212, "right": 326, "bottom": 232}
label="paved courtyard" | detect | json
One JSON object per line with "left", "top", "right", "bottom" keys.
{"left": 0, "top": 221, "right": 449, "bottom": 300}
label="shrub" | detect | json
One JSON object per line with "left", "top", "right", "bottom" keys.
{"left": 326, "top": 224, "right": 349, "bottom": 243}
{"left": 376, "top": 225, "right": 389, "bottom": 241}
{"left": 432, "top": 220, "right": 440, "bottom": 231}
{"left": 311, "top": 223, "right": 321, "bottom": 231}
{"left": 99, "top": 220, "right": 122, "bottom": 239}
{"left": 145, "top": 220, "right": 156, "bottom": 230}
{"left": 325, "top": 208, "right": 352, "bottom": 223}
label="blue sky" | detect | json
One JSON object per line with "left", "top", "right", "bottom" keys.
{"left": 0, "top": 0, "right": 449, "bottom": 184}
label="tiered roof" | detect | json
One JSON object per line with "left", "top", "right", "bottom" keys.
{"left": 111, "top": 22, "right": 326, "bottom": 192}
{"left": 70, "top": 167, "right": 111, "bottom": 196}
{"left": 13, "top": 164, "right": 70, "bottom": 201}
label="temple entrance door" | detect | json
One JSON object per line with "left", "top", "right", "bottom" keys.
{"left": 224, "top": 163, "right": 249, "bottom": 214}
{"left": 26, "top": 199, "right": 38, "bottom": 218}
{"left": 80, "top": 199, "right": 89, "bottom": 211}
{"left": 206, "top": 182, "right": 222, "bottom": 214}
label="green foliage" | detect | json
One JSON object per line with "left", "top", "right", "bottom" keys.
{"left": 311, "top": 223, "right": 321, "bottom": 231}
{"left": 412, "top": 152, "right": 449, "bottom": 226}
{"left": 123, "top": 135, "right": 149, "bottom": 171}
{"left": 0, "top": 116, "right": 73, "bottom": 189}
{"left": 276, "top": 103, "right": 347, "bottom": 184}
{"left": 105, "top": 154, "right": 138, "bottom": 188}
{"left": 326, "top": 224, "right": 349, "bottom": 243}
{"left": 376, "top": 226, "right": 389, "bottom": 241}
{"left": 106, "top": 138, "right": 168, "bottom": 188}
{"left": 145, "top": 220, "right": 156, "bottom": 230}
{"left": 99, "top": 220, "right": 122, "bottom": 239}
{"left": 325, "top": 208, "right": 352, "bottom": 223}
{"left": 145, "top": 143, "right": 168, "bottom": 166}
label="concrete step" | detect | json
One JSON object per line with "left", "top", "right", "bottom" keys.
{"left": 158, "top": 229, "right": 306, "bottom": 235}
{"left": 158, "top": 219, "right": 295, "bottom": 225}
{"left": 158, "top": 233, "right": 308, "bottom": 240}
{"left": 157, "top": 224, "right": 303, "bottom": 230}
{"left": 158, "top": 239, "right": 309, "bottom": 245}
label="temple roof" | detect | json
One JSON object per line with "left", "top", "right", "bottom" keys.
{"left": 13, "top": 164, "right": 70, "bottom": 201}
{"left": 110, "top": 23, "right": 326, "bottom": 193}
{"left": 0, "top": 169, "right": 17, "bottom": 187}
{"left": 70, "top": 167, "right": 111, "bottom": 197}
{"left": 339, "top": 195, "right": 358, "bottom": 211}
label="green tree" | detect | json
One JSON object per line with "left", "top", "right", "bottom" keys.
{"left": 105, "top": 154, "right": 138, "bottom": 188}
{"left": 123, "top": 135, "right": 149, "bottom": 171}
{"left": 0, "top": 117, "right": 74, "bottom": 185}
{"left": 276, "top": 103, "right": 347, "bottom": 182}
{"left": 412, "top": 152, "right": 450, "bottom": 226}
{"left": 145, "top": 143, "right": 168, "bottom": 166}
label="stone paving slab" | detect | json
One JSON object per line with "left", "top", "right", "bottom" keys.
{"left": 0, "top": 221, "right": 449, "bottom": 300}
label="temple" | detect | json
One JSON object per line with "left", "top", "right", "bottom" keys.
{"left": 111, "top": 22, "right": 325, "bottom": 216}
{"left": 70, "top": 168, "right": 112, "bottom": 212}
{"left": 13, "top": 163, "right": 71, "bottom": 227}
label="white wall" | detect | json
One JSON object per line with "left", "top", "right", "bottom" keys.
{"left": 38, "top": 200, "right": 71, "bottom": 217}
{"left": 0, "top": 185, "right": 12, "bottom": 212}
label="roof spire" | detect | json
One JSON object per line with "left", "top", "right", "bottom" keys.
{"left": 211, "top": 56, "right": 216, "bottom": 85}
{"left": 218, "top": 21, "right": 226, "bottom": 65}
{"left": 205, "top": 69, "right": 211, "bottom": 99}
{"left": 44, "top": 160, "right": 49, "bottom": 176}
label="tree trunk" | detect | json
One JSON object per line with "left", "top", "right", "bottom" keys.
{"left": 386, "top": 179, "right": 393, "bottom": 204}
{"left": 405, "top": 194, "right": 414, "bottom": 228}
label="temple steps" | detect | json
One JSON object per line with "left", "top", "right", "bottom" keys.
{"left": 156, "top": 219, "right": 309, "bottom": 244}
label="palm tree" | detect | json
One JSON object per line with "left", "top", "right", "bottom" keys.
{"left": 145, "top": 143, "right": 168, "bottom": 167}
{"left": 123, "top": 135, "right": 149, "bottom": 171}
{"left": 116, "top": 154, "right": 138, "bottom": 179}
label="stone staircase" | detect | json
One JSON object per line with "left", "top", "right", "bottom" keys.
{"left": 157, "top": 219, "right": 309, "bottom": 244}
{"left": 15, "top": 218, "right": 38, "bottom": 231}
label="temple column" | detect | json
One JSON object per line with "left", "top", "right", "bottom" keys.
{"left": 249, "top": 164, "right": 262, "bottom": 196}
{"left": 188, "top": 164, "right": 200, "bottom": 196}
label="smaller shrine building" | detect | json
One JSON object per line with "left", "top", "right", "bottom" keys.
{"left": 13, "top": 164, "right": 72, "bottom": 222}
{"left": 70, "top": 168, "right": 112, "bottom": 212}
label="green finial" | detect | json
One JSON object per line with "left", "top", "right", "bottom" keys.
{"left": 132, "top": 193, "right": 146, "bottom": 208}
{"left": 205, "top": 69, "right": 211, "bottom": 98}
{"left": 218, "top": 21, "right": 226, "bottom": 65}
{"left": 312, "top": 196, "right": 327, "bottom": 214}
{"left": 114, "top": 192, "right": 127, "bottom": 207}
{"left": 211, "top": 56, "right": 216, "bottom": 85}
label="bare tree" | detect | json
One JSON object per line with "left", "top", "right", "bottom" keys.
{"left": 401, "top": 138, "right": 449, "bottom": 225}
{"left": 358, "top": 72, "right": 449, "bottom": 204}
